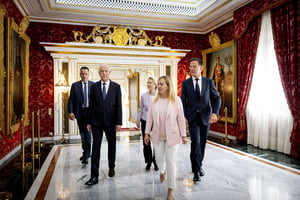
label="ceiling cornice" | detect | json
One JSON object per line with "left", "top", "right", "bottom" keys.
{"left": 14, "top": 0, "right": 251, "bottom": 34}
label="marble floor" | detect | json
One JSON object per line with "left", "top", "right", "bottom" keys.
{"left": 21, "top": 133, "right": 300, "bottom": 200}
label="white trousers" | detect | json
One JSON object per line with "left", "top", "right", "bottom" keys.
{"left": 153, "top": 140, "right": 179, "bottom": 189}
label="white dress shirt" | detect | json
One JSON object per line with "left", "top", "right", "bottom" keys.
{"left": 192, "top": 76, "right": 202, "bottom": 94}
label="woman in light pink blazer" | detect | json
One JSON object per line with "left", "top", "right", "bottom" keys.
{"left": 145, "top": 76, "right": 187, "bottom": 200}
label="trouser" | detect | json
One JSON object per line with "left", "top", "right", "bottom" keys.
{"left": 140, "top": 119, "right": 156, "bottom": 164}
{"left": 90, "top": 126, "right": 116, "bottom": 178}
{"left": 153, "top": 140, "right": 179, "bottom": 189}
{"left": 189, "top": 113, "right": 210, "bottom": 173}
{"left": 77, "top": 108, "right": 91, "bottom": 159}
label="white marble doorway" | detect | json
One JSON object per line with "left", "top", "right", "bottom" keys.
{"left": 40, "top": 42, "right": 190, "bottom": 137}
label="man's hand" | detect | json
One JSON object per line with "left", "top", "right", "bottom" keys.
{"left": 136, "top": 122, "right": 140, "bottom": 128}
{"left": 87, "top": 124, "right": 91, "bottom": 132}
{"left": 185, "top": 118, "right": 189, "bottom": 129}
{"left": 116, "top": 125, "right": 121, "bottom": 132}
{"left": 69, "top": 113, "right": 75, "bottom": 120}
{"left": 209, "top": 113, "right": 218, "bottom": 123}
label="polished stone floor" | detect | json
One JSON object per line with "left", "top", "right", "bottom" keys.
{"left": 1, "top": 132, "right": 300, "bottom": 200}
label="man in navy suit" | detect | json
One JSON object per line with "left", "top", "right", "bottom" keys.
{"left": 181, "top": 58, "right": 221, "bottom": 182}
{"left": 68, "top": 66, "right": 94, "bottom": 165}
{"left": 85, "top": 64, "right": 122, "bottom": 185}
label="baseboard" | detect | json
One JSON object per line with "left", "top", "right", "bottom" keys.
{"left": 209, "top": 130, "right": 236, "bottom": 141}
{"left": 0, "top": 138, "right": 31, "bottom": 169}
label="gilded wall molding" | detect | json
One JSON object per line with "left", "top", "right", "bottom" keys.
{"left": 6, "top": 16, "right": 31, "bottom": 134}
{"left": 0, "top": 4, "right": 5, "bottom": 132}
{"left": 72, "top": 25, "right": 164, "bottom": 47}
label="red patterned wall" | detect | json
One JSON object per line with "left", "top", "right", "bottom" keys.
{"left": 0, "top": 0, "right": 236, "bottom": 160}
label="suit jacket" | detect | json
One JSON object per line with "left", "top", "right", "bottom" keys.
{"left": 145, "top": 96, "right": 186, "bottom": 146}
{"left": 88, "top": 80, "right": 122, "bottom": 128}
{"left": 68, "top": 80, "right": 94, "bottom": 120}
{"left": 181, "top": 77, "right": 221, "bottom": 125}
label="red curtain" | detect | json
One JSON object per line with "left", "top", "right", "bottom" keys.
{"left": 271, "top": 0, "right": 300, "bottom": 158}
{"left": 235, "top": 16, "right": 262, "bottom": 141}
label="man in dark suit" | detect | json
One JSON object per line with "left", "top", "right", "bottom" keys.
{"left": 181, "top": 58, "right": 221, "bottom": 182}
{"left": 68, "top": 66, "right": 94, "bottom": 165}
{"left": 85, "top": 64, "right": 122, "bottom": 185}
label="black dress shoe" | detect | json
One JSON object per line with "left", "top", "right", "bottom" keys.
{"left": 85, "top": 177, "right": 98, "bottom": 185}
{"left": 153, "top": 161, "right": 159, "bottom": 171}
{"left": 81, "top": 159, "right": 88, "bottom": 164}
{"left": 79, "top": 156, "right": 84, "bottom": 161}
{"left": 145, "top": 163, "right": 151, "bottom": 171}
{"left": 200, "top": 168, "right": 205, "bottom": 176}
{"left": 193, "top": 173, "right": 201, "bottom": 182}
{"left": 108, "top": 169, "right": 115, "bottom": 177}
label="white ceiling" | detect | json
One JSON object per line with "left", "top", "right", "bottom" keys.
{"left": 14, "top": 0, "right": 251, "bottom": 34}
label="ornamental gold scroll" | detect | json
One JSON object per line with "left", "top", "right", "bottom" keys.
{"left": 72, "top": 25, "right": 164, "bottom": 47}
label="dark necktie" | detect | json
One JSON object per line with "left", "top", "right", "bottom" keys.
{"left": 102, "top": 82, "right": 106, "bottom": 100}
{"left": 195, "top": 78, "right": 200, "bottom": 97}
{"left": 83, "top": 83, "right": 88, "bottom": 107}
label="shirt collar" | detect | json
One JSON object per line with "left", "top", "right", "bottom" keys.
{"left": 102, "top": 80, "right": 110, "bottom": 85}
{"left": 192, "top": 75, "right": 201, "bottom": 81}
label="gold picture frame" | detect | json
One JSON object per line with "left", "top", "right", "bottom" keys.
{"left": 5, "top": 16, "right": 30, "bottom": 134}
{"left": 0, "top": 4, "right": 5, "bottom": 132}
{"left": 128, "top": 71, "right": 139, "bottom": 123}
{"left": 202, "top": 40, "right": 237, "bottom": 123}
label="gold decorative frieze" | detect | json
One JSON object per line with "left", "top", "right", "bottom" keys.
{"left": 72, "top": 25, "right": 164, "bottom": 47}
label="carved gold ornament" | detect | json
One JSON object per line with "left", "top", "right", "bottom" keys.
{"left": 72, "top": 25, "right": 164, "bottom": 47}
{"left": 209, "top": 32, "right": 221, "bottom": 48}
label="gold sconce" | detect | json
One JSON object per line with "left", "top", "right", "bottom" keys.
{"left": 55, "top": 72, "right": 69, "bottom": 89}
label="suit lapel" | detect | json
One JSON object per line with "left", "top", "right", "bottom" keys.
{"left": 201, "top": 77, "right": 207, "bottom": 96}
{"left": 105, "top": 81, "right": 113, "bottom": 100}
{"left": 78, "top": 81, "right": 84, "bottom": 101}
{"left": 188, "top": 78, "right": 198, "bottom": 98}
{"left": 88, "top": 81, "right": 92, "bottom": 94}
{"left": 99, "top": 81, "right": 104, "bottom": 101}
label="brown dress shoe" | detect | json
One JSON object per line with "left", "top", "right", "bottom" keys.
{"left": 160, "top": 172, "right": 166, "bottom": 183}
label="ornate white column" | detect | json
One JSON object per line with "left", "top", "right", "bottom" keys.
{"left": 171, "top": 60, "right": 179, "bottom": 91}
{"left": 68, "top": 57, "right": 78, "bottom": 135}
{"left": 159, "top": 62, "right": 166, "bottom": 76}
{"left": 53, "top": 57, "right": 63, "bottom": 136}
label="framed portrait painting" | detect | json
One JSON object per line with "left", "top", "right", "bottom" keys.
{"left": 128, "top": 72, "right": 139, "bottom": 123}
{"left": 202, "top": 40, "right": 237, "bottom": 123}
{"left": 5, "top": 17, "right": 30, "bottom": 134}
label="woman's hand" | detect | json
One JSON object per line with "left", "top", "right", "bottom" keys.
{"left": 144, "top": 134, "right": 150, "bottom": 145}
{"left": 182, "top": 137, "right": 188, "bottom": 144}
{"left": 136, "top": 122, "right": 140, "bottom": 128}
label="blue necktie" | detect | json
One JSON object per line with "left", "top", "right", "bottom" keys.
{"left": 102, "top": 82, "right": 106, "bottom": 100}
{"left": 195, "top": 78, "right": 200, "bottom": 97}
{"left": 83, "top": 83, "right": 88, "bottom": 107}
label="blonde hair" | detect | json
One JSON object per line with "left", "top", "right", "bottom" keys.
{"left": 148, "top": 76, "right": 157, "bottom": 90}
{"left": 153, "top": 76, "right": 176, "bottom": 103}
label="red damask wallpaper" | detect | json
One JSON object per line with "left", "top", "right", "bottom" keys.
{"left": 0, "top": 0, "right": 235, "bottom": 160}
